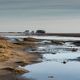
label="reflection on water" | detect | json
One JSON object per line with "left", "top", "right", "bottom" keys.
{"left": 22, "top": 43, "right": 80, "bottom": 80}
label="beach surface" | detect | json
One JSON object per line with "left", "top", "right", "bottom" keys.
{"left": 0, "top": 37, "right": 41, "bottom": 80}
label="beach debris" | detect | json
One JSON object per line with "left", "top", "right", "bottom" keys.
{"left": 62, "top": 60, "right": 68, "bottom": 64}
{"left": 71, "top": 48, "right": 78, "bottom": 52}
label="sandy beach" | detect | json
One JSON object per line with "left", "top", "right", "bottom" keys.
{"left": 0, "top": 37, "right": 41, "bottom": 80}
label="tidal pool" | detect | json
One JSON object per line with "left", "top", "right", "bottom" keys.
{"left": 21, "top": 50, "right": 80, "bottom": 80}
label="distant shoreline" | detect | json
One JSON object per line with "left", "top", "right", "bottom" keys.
{"left": 0, "top": 32, "right": 80, "bottom": 37}
{"left": 41, "top": 33, "right": 80, "bottom": 37}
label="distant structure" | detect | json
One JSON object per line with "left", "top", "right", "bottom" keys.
{"left": 23, "top": 29, "right": 46, "bottom": 35}
{"left": 31, "top": 31, "right": 35, "bottom": 35}
{"left": 23, "top": 30, "right": 30, "bottom": 35}
{"left": 36, "top": 30, "right": 46, "bottom": 35}
{"left": 0, "top": 29, "right": 46, "bottom": 36}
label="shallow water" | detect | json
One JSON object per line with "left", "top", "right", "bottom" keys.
{"left": 22, "top": 44, "right": 80, "bottom": 80}
{"left": 6, "top": 35, "right": 80, "bottom": 41}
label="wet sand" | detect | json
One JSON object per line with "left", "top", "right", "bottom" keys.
{"left": 0, "top": 70, "right": 16, "bottom": 80}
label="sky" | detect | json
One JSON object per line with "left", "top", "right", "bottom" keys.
{"left": 0, "top": 0, "right": 80, "bottom": 33}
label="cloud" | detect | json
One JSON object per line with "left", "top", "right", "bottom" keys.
{"left": 0, "top": 0, "right": 80, "bottom": 10}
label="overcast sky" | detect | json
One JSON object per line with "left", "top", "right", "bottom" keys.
{"left": 0, "top": 0, "right": 80, "bottom": 33}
